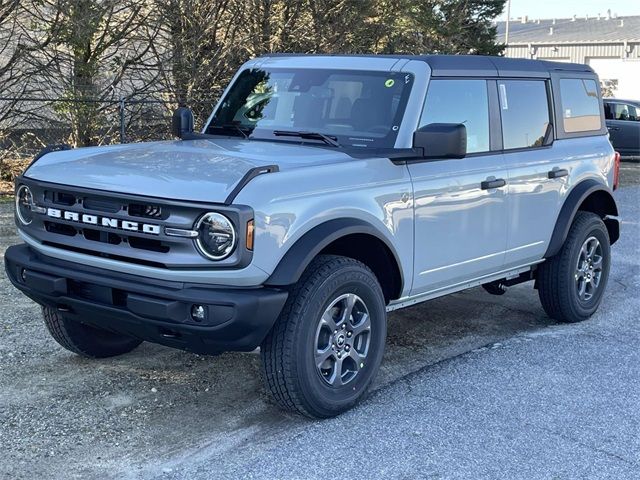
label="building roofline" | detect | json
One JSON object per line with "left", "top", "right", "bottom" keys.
{"left": 507, "top": 39, "right": 640, "bottom": 46}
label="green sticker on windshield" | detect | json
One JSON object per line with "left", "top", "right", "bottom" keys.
{"left": 384, "top": 79, "right": 395, "bottom": 88}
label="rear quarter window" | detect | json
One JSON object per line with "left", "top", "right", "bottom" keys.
{"left": 560, "top": 79, "right": 602, "bottom": 133}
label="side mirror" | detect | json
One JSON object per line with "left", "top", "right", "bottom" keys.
{"left": 171, "top": 107, "right": 194, "bottom": 139}
{"left": 413, "top": 123, "right": 467, "bottom": 159}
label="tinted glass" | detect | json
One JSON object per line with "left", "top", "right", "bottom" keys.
{"left": 419, "top": 79, "right": 490, "bottom": 153}
{"left": 610, "top": 103, "right": 639, "bottom": 122}
{"left": 498, "top": 80, "right": 550, "bottom": 149}
{"left": 206, "top": 68, "right": 413, "bottom": 149}
{"left": 604, "top": 102, "right": 613, "bottom": 120}
{"left": 560, "top": 79, "right": 602, "bottom": 132}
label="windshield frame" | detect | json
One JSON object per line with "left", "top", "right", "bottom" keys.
{"left": 203, "top": 67, "right": 415, "bottom": 150}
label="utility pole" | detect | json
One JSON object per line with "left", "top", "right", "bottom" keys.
{"left": 505, "top": 0, "right": 511, "bottom": 45}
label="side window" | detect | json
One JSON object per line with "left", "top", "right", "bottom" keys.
{"left": 419, "top": 79, "right": 490, "bottom": 154}
{"left": 559, "top": 78, "right": 602, "bottom": 132}
{"left": 604, "top": 102, "right": 613, "bottom": 120}
{"left": 498, "top": 80, "right": 550, "bottom": 149}
{"left": 612, "top": 103, "right": 639, "bottom": 122}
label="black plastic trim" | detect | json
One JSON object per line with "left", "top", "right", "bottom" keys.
{"left": 487, "top": 79, "right": 503, "bottom": 151}
{"left": 16, "top": 176, "right": 255, "bottom": 269}
{"left": 4, "top": 244, "right": 288, "bottom": 354}
{"left": 481, "top": 178, "right": 506, "bottom": 190}
{"left": 548, "top": 169, "right": 569, "bottom": 179}
{"left": 224, "top": 165, "right": 279, "bottom": 205}
{"left": 544, "top": 180, "right": 619, "bottom": 258}
{"left": 265, "top": 218, "right": 404, "bottom": 293}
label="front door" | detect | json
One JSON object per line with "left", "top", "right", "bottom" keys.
{"left": 409, "top": 78, "right": 508, "bottom": 295}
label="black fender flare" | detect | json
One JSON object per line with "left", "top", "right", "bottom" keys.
{"left": 544, "top": 179, "right": 619, "bottom": 258}
{"left": 265, "top": 217, "right": 404, "bottom": 291}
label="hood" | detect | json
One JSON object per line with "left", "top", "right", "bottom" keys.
{"left": 25, "top": 138, "right": 353, "bottom": 203}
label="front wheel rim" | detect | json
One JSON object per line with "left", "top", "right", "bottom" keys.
{"left": 314, "top": 293, "right": 371, "bottom": 386}
{"left": 575, "top": 236, "right": 604, "bottom": 302}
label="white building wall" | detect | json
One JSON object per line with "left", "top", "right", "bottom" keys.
{"left": 586, "top": 58, "right": 640, "bottom": 99}
{"left": 504, "top": 42, "right": 640, "bottom": 99}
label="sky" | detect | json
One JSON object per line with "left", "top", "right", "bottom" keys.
{"left": 498, "top": 0, "right": 640, "bottom": 21}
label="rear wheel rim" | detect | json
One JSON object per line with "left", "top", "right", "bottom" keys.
{"left": 575, "top": 236, "right": 603, "bottom": 302}
{"left": 314, "top": 293, "right": 371, "bottom": 386}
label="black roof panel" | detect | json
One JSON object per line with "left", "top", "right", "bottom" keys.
{"left": 261, "top": 53, "right": 594, "bottom": 78}
{"left": 419, "top": 55, "right": 498, "bottom": 77}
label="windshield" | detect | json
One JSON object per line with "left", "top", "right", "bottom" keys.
{"left": 206, "top": 68, "right": 414, "bottom": 149}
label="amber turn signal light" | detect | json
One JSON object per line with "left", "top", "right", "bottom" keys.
{"left": 246, "top": 220, "right": 254, "bottom": 250}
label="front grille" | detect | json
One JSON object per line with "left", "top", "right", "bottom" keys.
{"left": 129, "top": 203, "right": 163, "bottom": 219}
{"left": 21, "top": 181, "right": 209, "bottom": 268}
{"left": 83, "top": 228, "right": 122, "bottom": 245}
{"left": 42, "top": 241, "right": 168, "bottom": 268}
{"left": 19, "top": 177, "right": 253, "bottom": 270}
{"left": 49, "top": 191, "right": 76, "bottom": 206}
{"left": 44, "top": 212, "right": 169, "bottom": 254}
{"left": 129, "top": 235, "right": 169, "bottom": 253}
{"left": 83, "top": 197, "right": 120, "bottom": 213}
{"left": 45, "top": 221, "right": 76, "bottom": 236}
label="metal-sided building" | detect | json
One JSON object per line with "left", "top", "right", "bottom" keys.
{"left": 496, "top": 14, "right": 640, "bottom": 100}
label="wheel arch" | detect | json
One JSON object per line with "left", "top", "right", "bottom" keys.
{"left": 265, "top": 218, "right": 404, "bottom": 302}
{"left": 545, "top": 179, "right": 620, "bottom": 258}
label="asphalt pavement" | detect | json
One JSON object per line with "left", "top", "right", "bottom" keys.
{"left": 1, "top": 167, "right": 638, "bottom": 479}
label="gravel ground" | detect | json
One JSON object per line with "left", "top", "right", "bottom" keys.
{"left": 1, "top": 166, "right": 638, "bottom": 479}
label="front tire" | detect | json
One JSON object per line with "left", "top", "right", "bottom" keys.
{"left": 538, "top": 212, "right": 611, "bottom": 323}
{"left": 261, "top": 255, "right": 387, "bottom": 418}
{"left": 42, "top": 307, "right": 142, "bottom": 358}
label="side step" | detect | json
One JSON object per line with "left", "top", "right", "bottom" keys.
{"left": 482, "top": 270, "right": 536, "bottom": 296}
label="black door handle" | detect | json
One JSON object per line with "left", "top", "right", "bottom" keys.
{"left": 481, "top": 178, "right": 506, "bottom": 190}
{"left": 548, "top": 168, "right": 569, "bottom": 179}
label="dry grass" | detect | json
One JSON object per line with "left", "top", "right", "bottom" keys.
{"left": 0, "top": 156, "right": 31, "bottom": 195}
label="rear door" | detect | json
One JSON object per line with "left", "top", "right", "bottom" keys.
{"left": 498, "top": 78, "right": 565, "bottom": 268}
{"left": 502, "top": 76, "right": 608, "bottom": 269}
{"left": 408, "top": 78, "right": 508, "bottom": 295}
{"left": 605, "top": 101, "right": 640, "bottom": 156}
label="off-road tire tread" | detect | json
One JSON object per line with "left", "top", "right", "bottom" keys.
{"left": 42, "top": 307, "right": 142, "bottom": 358}
{"left": 260, "top": 255, "right": 379, "bottom": 417}
{"left": 43, "top": 307, "right": 85, "bottom": 356}
{"left": 538, "top": 211, "right": 609, "bottom": 322}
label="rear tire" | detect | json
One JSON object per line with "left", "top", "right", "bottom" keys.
{"left": 261, "top": 255, "right": 387, "bottom": 418}
{"left": 42, "top": 307, "right": 142, "bottom": 358}
{"left": 538, "top": 212, "right": 611, "bottom": 323}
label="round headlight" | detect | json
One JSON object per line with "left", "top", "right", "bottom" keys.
{"left": 195, "top": 212, "right": 237, "bottom": 260}
{"left": 15, "top": 185, "right": 35, "bottom": 226}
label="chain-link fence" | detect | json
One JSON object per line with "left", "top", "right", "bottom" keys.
{"left": 0, "top": 96, "right": 217, "bottom": 194}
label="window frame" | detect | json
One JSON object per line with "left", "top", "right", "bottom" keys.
{"left": 604, "top": 101, "right": 614, "bottom": 120}
{"left": 495, "top": 78, "right": 555, "bottom": 153}
{"left": 406, "top": 71, "right": 607, "bottom": 163}
{"left": 551, "top": 72, "right": 607, "bottom": 139}
{"left": 205, "top": 67, "right": 416, "bottom": 149}
{"left": 417, "top": 77, "right": 494, "bottom": 157}
{"left": 607, "top": 101, "right": 640, "bottom": 122}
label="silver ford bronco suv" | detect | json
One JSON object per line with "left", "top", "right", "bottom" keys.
{"left": 5, "top": 55, "right": 621, "bottom": 418}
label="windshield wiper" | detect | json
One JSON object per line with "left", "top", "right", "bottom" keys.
{"left": 208, "top": 123, "right": 250, "bottom": 139}
{"left": 273, "top": 130, "right": 340, "bottom": 147}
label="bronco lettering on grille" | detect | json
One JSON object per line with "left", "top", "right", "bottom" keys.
{"left": 45, "top": 208, "right": 160, "bottom": 235}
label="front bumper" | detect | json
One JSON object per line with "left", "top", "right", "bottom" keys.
{"left": 5, "top": 244, "right": 288, "bottom": 354}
